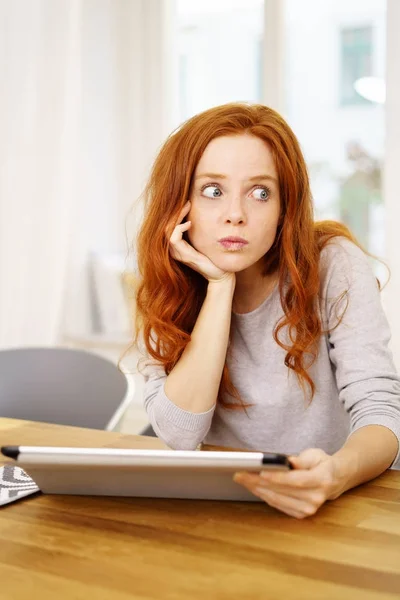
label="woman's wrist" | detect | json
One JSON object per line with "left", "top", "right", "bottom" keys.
{"left": 207, "top": 273, "right": 236, "bottom": 296}
{"left": 329, "top": 426, "right": 399, "bottom": 500}
{"left": 328, "top": 449, "right": 359, "bottom": 499}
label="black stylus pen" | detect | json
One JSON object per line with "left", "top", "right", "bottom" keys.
{"left": 1, "top": 446, "right": 20, "bottom": 459}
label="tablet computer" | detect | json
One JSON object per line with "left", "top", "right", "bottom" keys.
{"left": 1, "top": 446, "right": 292, "bottom": 502}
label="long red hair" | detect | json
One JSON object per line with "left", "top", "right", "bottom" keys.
{"left": 134, "top": 103, "right": 362, "bottom": 408}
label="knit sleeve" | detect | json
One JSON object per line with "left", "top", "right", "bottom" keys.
{"left": 139, "top": 354, "right": 215, "bottom": 450}
{"left": 320, "top": 238, "right": 400, "bottom": 468}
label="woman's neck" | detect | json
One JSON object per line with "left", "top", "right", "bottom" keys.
{"left": 233, "top": 264, "right": 278, "bottom": 314}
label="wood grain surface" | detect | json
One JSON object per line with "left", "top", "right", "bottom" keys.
{"left": 1, "top": 417, "right": 400, "bottom": 599}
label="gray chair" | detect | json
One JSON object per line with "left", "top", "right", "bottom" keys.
{"left": 140, "top": 423, "right": 157, "bottom": 437}
{"left": 0, "top": 347, "right": 131, "bottom": 431}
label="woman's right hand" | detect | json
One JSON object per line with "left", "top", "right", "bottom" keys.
{"left": 169, "top": 202, "right": 232, "bottom": 283}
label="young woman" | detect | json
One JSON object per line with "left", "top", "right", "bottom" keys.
{"left": 134, "top": 103, "right": 400, "bottom": 518}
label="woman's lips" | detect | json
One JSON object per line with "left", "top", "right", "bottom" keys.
{"left": 218, "top": 237, "right": 249, "bottom": 251}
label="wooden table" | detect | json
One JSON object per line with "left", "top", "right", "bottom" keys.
{"left": 1, "top": 418, "right": 400, "bottom": 599}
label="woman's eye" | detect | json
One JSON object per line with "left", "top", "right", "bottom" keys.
{"left": 252, "top": 187, "right": 270, "bottom": 201}
{"left": 202, "top": 185, "right": 222, "bottom": 198}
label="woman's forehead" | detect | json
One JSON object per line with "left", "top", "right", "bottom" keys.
{"left": 195, "top": 134, "right": 277, "bottom": 180}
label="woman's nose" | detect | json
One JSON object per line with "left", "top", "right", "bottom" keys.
{"left": 224, "top": 196, "right": 246, "bottom": 225}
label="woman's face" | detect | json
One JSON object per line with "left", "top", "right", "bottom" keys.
{"left": 187, "top": 133, "right": 281, "bottom": 274}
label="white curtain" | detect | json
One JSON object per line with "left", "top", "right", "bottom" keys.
{"left": 0, "top": 0, "right": 173, "bottom": 347}
{"left": 0, "top": 0, "right": 81, "bottom": 347}
{"left": 62, "top": 0, "right": 174, "bottom": 340}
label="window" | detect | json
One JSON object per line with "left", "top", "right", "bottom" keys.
{"left": 173, "top": 1, "right": 386, "bottom": 259}
{"left": 340, "top": 26, "right": 373, "bottom": 105}
{"left": 283, "top": 0, "right": 385, "bottom": 259}
{"left": 175, "top": 0, "right": 264, "bottom": 124}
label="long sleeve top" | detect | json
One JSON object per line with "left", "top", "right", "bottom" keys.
{"left": 141, "top": 238, "right": 400, "bottom": 468}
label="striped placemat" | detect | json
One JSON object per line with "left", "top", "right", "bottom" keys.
{"left": 0, "top": 465, "right": 40, "bottom": 506}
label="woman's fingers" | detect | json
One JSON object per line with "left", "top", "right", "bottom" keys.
{"left": 176, "top": 201, "right": 191, "bottom": 225}
{"left": 170, "top": 221, "right": 191, "bottom": 244}
{"left": 234, "top": 461, "right": 332, "bottom": 518}
{"left": 235, "top": 469, "right": 323, "bottom": 490}
{"left": 236, "top": 475, "right": 323, "bottom": 502}
{"left": 168, "top": 202, "right": 229, "bottom": 282}
{"left": 169, "top": 202, "right": 191, "bottom": 254}
{"left": 235, "top": 475, "right": 324, "bottom": 518}
{"left": 169, "top": 221, "right": 194, "bottom": 263}
{"left": 252, "top": 487, "right": 321, "bottom": 519}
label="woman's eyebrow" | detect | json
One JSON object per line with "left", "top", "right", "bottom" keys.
{"left": 248, "top": 174, "right": 278, "bottom": 184}
{"left": 195, "top": 172, "right": 227, "bottom": 180}
{"left": 195, "top": 173, "right": 277, "bottom": 183}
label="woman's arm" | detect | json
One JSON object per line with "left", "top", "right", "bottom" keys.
{"left": 330, "top": 424, "right": 399, "bottom": 497}
{"left": 234, "top": 425, "right": 398, "bottom": 519}
{"left": 143, "top": 276, "right": 235, "bottom": 450}
{"left": 141, "top": 203, "right": 236, "bottom": 449}
{"left": 322, "top": 238, "right": 400, "bottom": 469}
{"left": 164, "top": 276, "right": 235, "bottom": 413}
{"left": 234, "top": 239, "right": 400, "bottom": 517}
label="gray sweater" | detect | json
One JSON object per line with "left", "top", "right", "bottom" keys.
{"left": 141, "top": 238, "right": 400, "bottom": 468}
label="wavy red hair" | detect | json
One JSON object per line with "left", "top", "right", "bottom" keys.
{"left": 133, "top": 103, "right": 363, "bottom": 408}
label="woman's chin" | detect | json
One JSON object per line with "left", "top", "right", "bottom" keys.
{"left": 212, "top": 254, "right": 256, "bottom": 273}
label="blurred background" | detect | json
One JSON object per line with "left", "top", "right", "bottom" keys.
{"left": 1, "top": 0, "right": 399, "bottom": 432}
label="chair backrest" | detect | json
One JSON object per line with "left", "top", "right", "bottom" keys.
{"left": 0, "top": 347, "right": 129, "bottom": 430}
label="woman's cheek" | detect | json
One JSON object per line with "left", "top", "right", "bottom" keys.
{"left": 187, "top": 219, "right": 199, "bottom": 246}
{"left": 187, "top": 226, "right": 202, "bottom": 250}
{"left": 188, "top": 224, "right": 209, "bottom": 253}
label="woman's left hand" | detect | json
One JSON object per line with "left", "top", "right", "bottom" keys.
{"left": 233, "top": 448, "right": 344, "bottom": 519}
